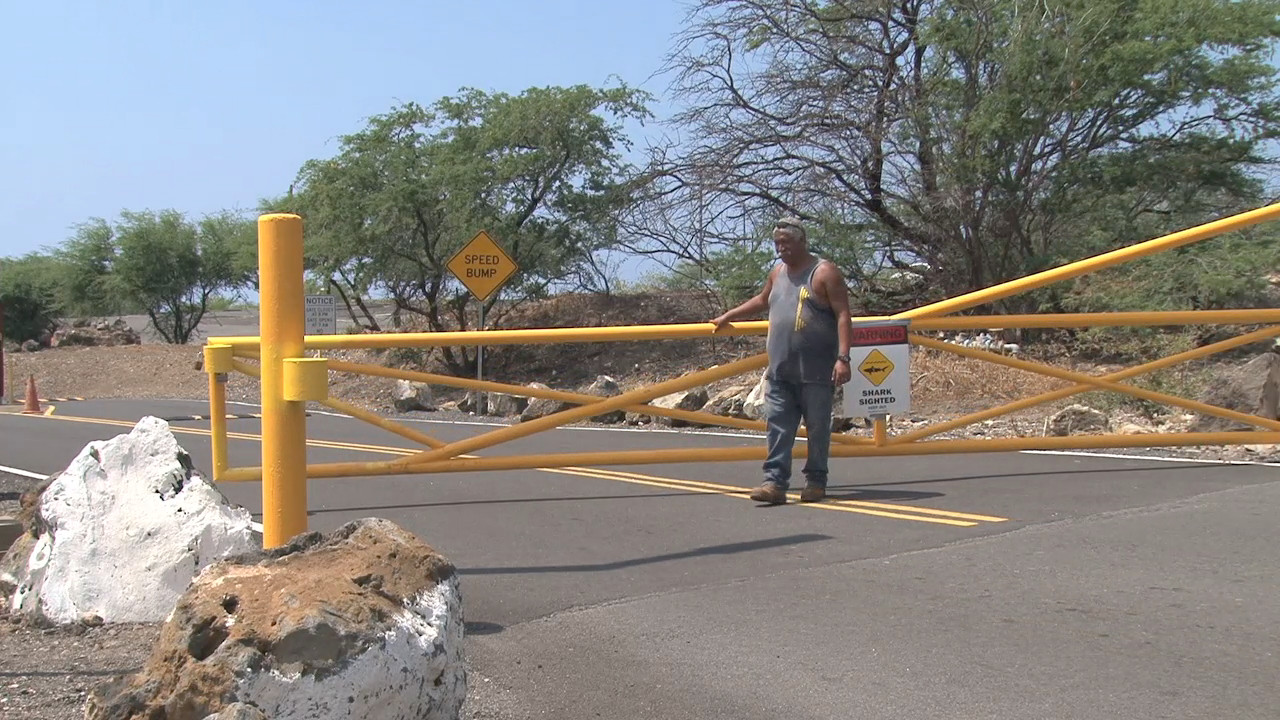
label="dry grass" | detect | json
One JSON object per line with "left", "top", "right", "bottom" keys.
{"left": 908, "top": 347, "right": 1075, "bottom": 416}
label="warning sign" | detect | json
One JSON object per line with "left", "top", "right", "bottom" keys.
{"left": 858, "top": 349, "right": 893, "bottom": 386}
{"left": 842, "top": 320, "right": 911, "bottom": 418}
{"left": 447, "top": 230, "right": 519, "bottom": 301}
{"left": 851, "top": 323, "right": 908, "bottom": 345}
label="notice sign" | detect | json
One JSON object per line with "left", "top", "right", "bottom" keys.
{"left": 304, "top": 294, "right": 338, "bottom": 335}
{"left": 447, "top": 230, "right": 519, "bottom": 302}
{"left": 841, "top": 319, "right": 911, "bottom": 418}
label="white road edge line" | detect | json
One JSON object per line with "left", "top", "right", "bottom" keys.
{"left": 1021, "top": 449, "right": 1280, "bottom": 467}
{"left": 0, "top": 464, "right": 48, "bottom": 480}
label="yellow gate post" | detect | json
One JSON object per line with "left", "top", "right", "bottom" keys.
{"left": 258, "top": 213, "right": 308, "bottom": 547}
{"left": 202, "top": 343, "right": 233, "bottom": 481}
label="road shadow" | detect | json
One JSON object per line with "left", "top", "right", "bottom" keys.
{"left": 848, "top": 462, "right": 1229, "bottom": 488}
{"left": 464, "top": 620, "right": 505, "bottom": 636}
{"left": 823, "top": 486, "right": 943, "bottom": 502}
{"left": 461, "top": 533, "right": 831, "bottom": 575}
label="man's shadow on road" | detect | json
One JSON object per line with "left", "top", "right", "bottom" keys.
{"left": 821, "top": 485, "right": 942, "bottom": 502}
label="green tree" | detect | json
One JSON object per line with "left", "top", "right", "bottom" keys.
{"left": 112, "top": 209, "right": 239, "bottom": 344}
{"left": 637, "top": 0, "right": 1280, "bottom": 311}
{"left": 55, "top": 218, "right": 126, "bottom": 317}
{"left": 287, "top": 83, "right": 652, "bottom": 373}
{"left": 653, "top": 243, "right": 778, "bottom": 308}
{"left": 0, "top": 253, "right": 64, "bottom": 343}
{"left": 198, "top": 210, "right": 258, "bottom": 293}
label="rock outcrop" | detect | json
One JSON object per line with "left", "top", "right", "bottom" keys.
{"left": 1192, "top": 349, "right": 1280, "bottom": 432}
{"left": 583, "top": 375, "right": 625, "bottom": 424}
{"left": 647, "top": 388, "right": 711, "bottom": 427}
{"left": 741, "top": 373, "right": 768, "bottom": 421}
{"left": 519, "top": 382, "right": 565, "bottom": 422}
{"left": 1048, "top": 404, "right": 1110, "bottom": 436}
{"left": 393, "top": 380, "right": 435, "bottom": 413}
{"left": 85, "top": 518, "right": 466, "bottom": 720}
{"left": 50, "top": 318, "right": 142, "bottom": 348}
{"left": 486, "top": 391, "right": 529, "bottom": 417}
{"left": 1, "top": 417, "right": 260, "bottom": 625}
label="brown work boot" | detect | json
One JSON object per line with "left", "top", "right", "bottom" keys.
{"left": 749, "top": 482, "right": 787, "bottom": 505}
{"left": 798, "top": 485, "right": 826, "bottom": 503}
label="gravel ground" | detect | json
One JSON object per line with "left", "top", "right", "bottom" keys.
{"left": 0, "top": 621, "right": 158, "bottom": 720}
{"left": 0, "top": 617, "right": 518, "bottom": 720}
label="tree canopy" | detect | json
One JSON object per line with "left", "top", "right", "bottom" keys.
{"left": 0, "top": 253, "right": 64, "bottom": 343}
{"left": 625, "top": 0, "right": 1280, "bottom": 311}
{"left": 110, "top": 210, "right": 250, "bottom": 344}
{"left": 279, "top": 83, "right": 652, "bottom": 372}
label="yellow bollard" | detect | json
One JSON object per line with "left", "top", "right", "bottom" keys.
{"left": 258, "top": 213, "right": 308, "bottom": 548}
{"left": 873, "top": 416, "right": 888, "bottom": 447}
{"left": 203, "top": 344, "right": 234, "bottom": 481}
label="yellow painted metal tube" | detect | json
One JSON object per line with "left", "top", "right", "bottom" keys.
{"left": 319, "top": 395, "right": 447, "bottom": 450}
{"left": 318, "top": 445, "right": 770, "bottom": 478}
{"left": 841, "top": 431, "right": 1280, "bottom": 456}
{"left": 203, "top": 344, "right": 235, "bottom": 481}
{"left": 203, "top": 349, "right": 231, "bottom": 482}
{"left": 229, "top": 358, "right": 446, "bottom": 450}
{"left": 905, "top": 333, "right": 1280, "bottom": 434}
{"left": 207, "top": 320, "right": 772, "bottom": 350}
{"left": 221, "top": 466, "right": 263, "bottom": 483}
{"left": 322, "top": 358, "right": 869, "bottom": 445}
{"left": 207, "top": 373, "right": 228, "bottom": 480}
{"left": 900, "top": 202, "right": 1280, "bottom": 320}
{"left": 257, "top": 213, "right": 309, "bottom": 548}
{"left": 896, "top": 325, "right": 1280, "bottom": 443}
{"left": 395, "top": 354, "right": 770, "bottom": 465}
{"left": 254, "top": 427, "right": 1280, "bottom": 479}
{"left": 231, "top": 359, "right": 260, "bottom": 377}
{"left": 912, "top": 309, "right": 1280, "bottom": 330}
{"left": 205, "top": 307, "right": 1280, "bottom": 352}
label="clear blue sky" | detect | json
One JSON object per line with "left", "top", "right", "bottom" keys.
{"left": 1, "top": 1, "right": 690, "bottom": 260}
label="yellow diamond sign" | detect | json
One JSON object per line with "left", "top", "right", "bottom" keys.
{"left": 858, "top": 349, "right": 894, "bottom": 386}
{"left": 447, "top": 230, "right": 519, "bottom": 301}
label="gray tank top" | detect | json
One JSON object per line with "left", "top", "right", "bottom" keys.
{"left": 766, "top": 257, "right": 838, "bottom": 384}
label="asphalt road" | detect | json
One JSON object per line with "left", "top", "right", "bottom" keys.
{"left": 2, "top": 399, "right": 1278, "bottom": 719}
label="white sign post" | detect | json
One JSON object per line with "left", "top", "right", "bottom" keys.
{"left": 304, "top": 294, "right": 338, "bottom": 335}
{"left": 842, "top": 319, "right": 911, "bottom": 419}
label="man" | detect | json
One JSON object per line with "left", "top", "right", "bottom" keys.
{"left": 710, "top": 216, "right": 852, "bottom": 505}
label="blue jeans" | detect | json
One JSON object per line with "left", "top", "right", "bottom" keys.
{"left": 763, "top": 378, "right": 833, "bottom": 490}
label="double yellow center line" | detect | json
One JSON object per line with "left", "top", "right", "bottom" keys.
{"left": 20, "top": 413, "right": 1008, "bottom": 527}
{"left": 547, "top": 467, "right": 1005, "bottom": 526}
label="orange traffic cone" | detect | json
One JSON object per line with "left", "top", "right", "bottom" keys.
{"left": 21, "top": 375, "right": 41, "bottom": 414}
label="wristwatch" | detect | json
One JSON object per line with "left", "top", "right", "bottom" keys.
{"left": 836, "top": 354, "right": 851, "bottom": 363}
